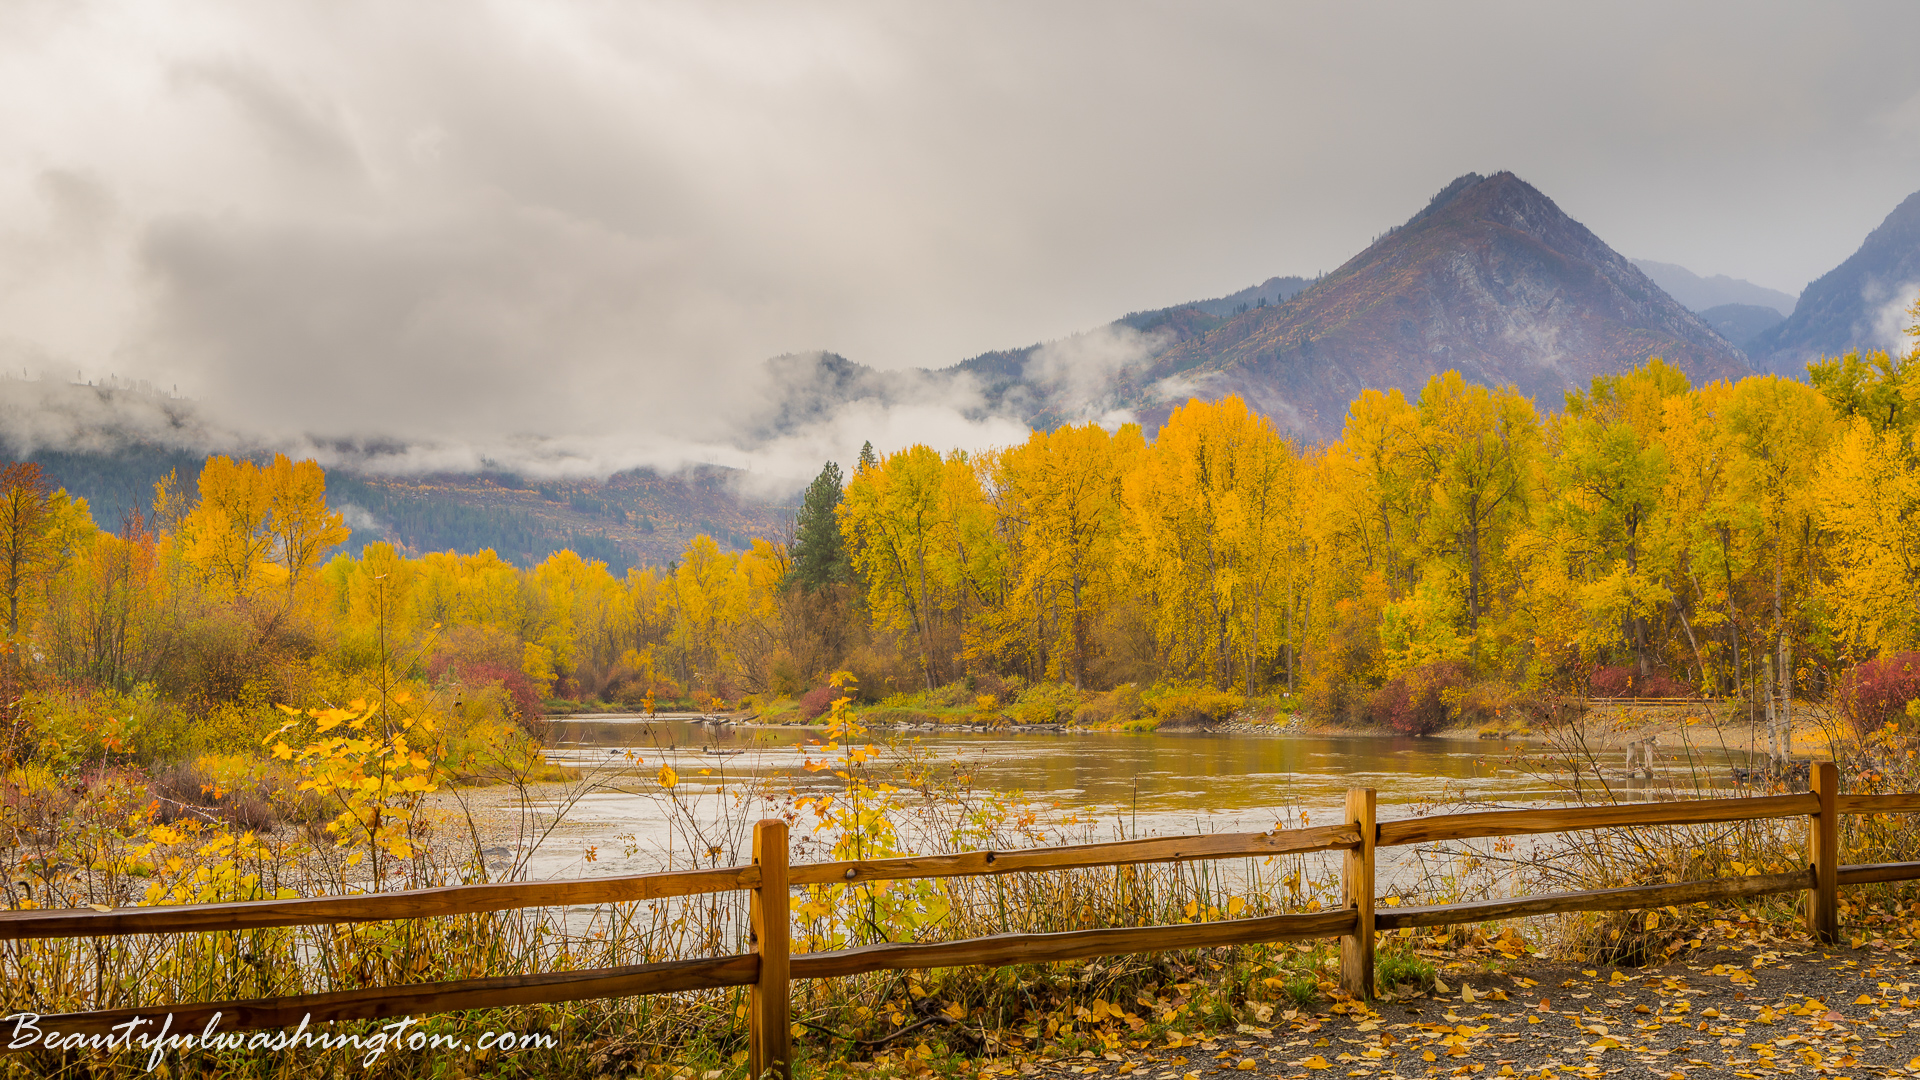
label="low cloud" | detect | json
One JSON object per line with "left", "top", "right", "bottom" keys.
{"left": 1868, "top": 280, "right": 1920, "bottom": 354}
{"left": 0, "top": 368, "right": 1031, "bottom": 502}
{"left": 1025, "top": 323, "right": 1170, "bottom": 421}
{"left": 6, "top": 1, "right": 1920, "bottom": 494}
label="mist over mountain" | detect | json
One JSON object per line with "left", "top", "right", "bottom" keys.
{"left": 8, "top": 170, "right": 1768, "bottom": 526}
{"left": 0, "top": 377, "right": 789, "bottom": 570}
{"left": 24, "top": 168, "right": 1896, "bottom": 569}
{"left": 1749, "top": 189, "right": 1920, "bottom": 378}
{"left": 1632, "top": 259, "right": 1797, "bottom": 316}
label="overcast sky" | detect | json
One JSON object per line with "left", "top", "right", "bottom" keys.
{"left": 3, "top": 1, "right": 1919, "bottom": 479}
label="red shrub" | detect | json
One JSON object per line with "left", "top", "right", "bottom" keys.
{"left": 1369, "top": 661, "right": 1468, "bottom": 736}
{"left": 1589, "top": 665, "right": 1695, "bottom": 699}
{"left": 1837, "top": 651, "right": 1920, "bottom": 736}
{"left": 1589, "top": 665, "right": 1632, "bottom": 698}
{"left": 798, "top": 684, "right": 840, "bottom": 721}
{"left": 429, "top": 656, "right": 546, "bottom": 733}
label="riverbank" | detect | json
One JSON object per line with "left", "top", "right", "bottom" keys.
{"left": 541, "top": 700, "right": 1844, "bottom": 764}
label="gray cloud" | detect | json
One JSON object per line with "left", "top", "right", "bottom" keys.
{"left": 2, "top": 1, "right": 1920, "bottom": 486}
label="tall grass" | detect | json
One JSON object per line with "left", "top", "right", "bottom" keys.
{"left": 0, "top": 731, "right": 1344, "bottom": 1077}
{"left": 1380, "top": 701, "right": 1920, "bottom": 968}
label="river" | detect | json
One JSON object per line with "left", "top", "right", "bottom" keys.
{"left": 509, "top": 714, "right": 1750, "bottom": 885}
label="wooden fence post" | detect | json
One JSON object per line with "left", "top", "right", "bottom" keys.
{"left": 1340, "top": 788, "right": 1376, "bottom": 1000}
{"left": 1808, "top": 761, "right": 1839, "bottom": 945}
{"left": 750, "top": 819, "right": 792, "bottom": 1080}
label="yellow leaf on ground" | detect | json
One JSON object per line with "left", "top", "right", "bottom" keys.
{"left": 1302, "top": 1056, "right": 1331, "bottom": 1069}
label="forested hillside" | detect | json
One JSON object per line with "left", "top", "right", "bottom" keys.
{"left": 23, "top": 445, "right": 785, "bottom": 574}
{"left": 2, "top": 298, "right": 1913, "bottom": 757}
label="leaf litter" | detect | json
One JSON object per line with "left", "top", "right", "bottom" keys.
{"left": 807, "top": 916, "right": 1920, "bottom": 1080}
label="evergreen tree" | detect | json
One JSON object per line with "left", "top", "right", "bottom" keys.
{"left": 790, "top": 461, "right": 850, "bottom": 592}
{"left": 857, "top": 441, "right": 878, "bottom": 473}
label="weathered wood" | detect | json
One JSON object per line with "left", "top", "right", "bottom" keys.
{"left": 0, "top": 864, "right": 760, "bottom": 941}
{"left": 1374, "top": 869, "right": 1812, "bottom": 930}
{"left": 1838, "top": 861, "right": 1920, "bottom": 886}
{"left": 1376, "top": 793, "right": 1818, "bottom": 848}
{"left": 1339, "top": 788, "right": 1375, "bottom": 1001}
{"left": 787, "top": 824, "right": 1360, "bottom": 887}
{"left": 1809, "top": 762, "right": 1840, "bottom": 944}
{"left": 10, "top": 954, "right": 759, "bottom": 1039}
{"left": 750, "top": 820, "right": 792, "bottom": 1080}
{"left": 1838, "top": 793, "right": 1920, "bottom": 816}
{"left": 790, "top": 909, "right": 1358, "bottom": 981}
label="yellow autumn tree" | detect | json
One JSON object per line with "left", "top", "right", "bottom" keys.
{"left": 985, "top": 422, "right": 1142, "bottom": 687}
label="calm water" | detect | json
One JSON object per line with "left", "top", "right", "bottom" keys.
{"left": 515, "top": 715, "right": 1745, "bottom": 881}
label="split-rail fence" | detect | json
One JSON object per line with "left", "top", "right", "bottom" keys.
{"left": 4, "top": 762, "right": 1919, "bottom": 1078}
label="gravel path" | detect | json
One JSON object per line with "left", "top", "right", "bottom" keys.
{"left": 984, "top": 937, "right": 1920, "bottom": 1080}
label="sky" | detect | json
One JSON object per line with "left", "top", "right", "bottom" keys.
{"left": 3, "top": 1, "right": 1919, "bottom": 485}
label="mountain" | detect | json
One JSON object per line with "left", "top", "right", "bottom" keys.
{"left": 1749, "top": 189, "right": 1920, "bottom": 378}
{"left": 1185, "top": 276, "right": 1314, "bottom": 318}
{"left": 2, "top": 379, "right": 788, "bottom": 572}
{"left": 1698, "top": 303, "right": 1786, "bottom": 352}
{"left": 26, "top": 445, "right": 785, "bottom": 573}
{"left": 1098, "top": 172, "right": 1752, "bottom": 439}
{"left": 1632, "top": 260, "right": 1796, "bottom": 316}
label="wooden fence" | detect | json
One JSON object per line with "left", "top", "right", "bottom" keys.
{"left": 6, "top": 762, "right": 1920, "bottom": 1078}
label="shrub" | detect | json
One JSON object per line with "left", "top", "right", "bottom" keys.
{"left": 1637, "top": 672, "right": 1695, "bottom": 698}
{"left": 924, "top": 682, "right": 972, "bottom": 710}
{"left": 1838, "top": 651, "right": 1920, "bottom": 736}
{"left": 1012, "top": 681, "right": 1082, "bottom": 726}
{"left": 1073, "top": 683, "right": 1146, "bottom": 727}
{"left": 1150, "top": 685, "right": 1243, "bottom": 729}
{"left": 1589, "top": 665, "right": 1631, "bottom": 699}
{"left": 1368, "top": 661, "right": 1468, "bottom": 736}
{"left": 147, "top": 758, "right": 282, "bottom": 832}
{"left": 797, "top": 683, "right": 841, "bottom": 721}
{"left": 455, "top": 663, "right": 547, "bottom": 735}
{"left": 1589, "top": 665, "right": 1696, "bottom": 700}
{"left": 1453, "top": 681, "right": 1568, "bottom": 731}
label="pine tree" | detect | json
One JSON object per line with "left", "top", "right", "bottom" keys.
{"left": 857, "top": 441, "right": 878, "bottom": 473}
{"left": 790, "top": 461, "right": 850, "bottom": 592}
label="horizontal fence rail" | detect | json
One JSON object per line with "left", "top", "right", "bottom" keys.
{"left": 1375, "top": 793, "right": 1818, "bottom": 847}
{"left": 0, "top": 865, "right": 760, "bottom": 941}
{"left": 788, "top": 822, "right": 1361, "bottom": 886}
{"left": 12, "top": 763, "right": 1920, "bottom": 1078}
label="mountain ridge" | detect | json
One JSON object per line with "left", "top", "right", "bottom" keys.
{"left": 1750, "top": 188, "right": 1920, "bottom": 377}
{"left": 1094, "top": 171, "right": 1751, "bottom": 439}
{"left": 1632, "top": 259, "right": 1797, "bottom": 316}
